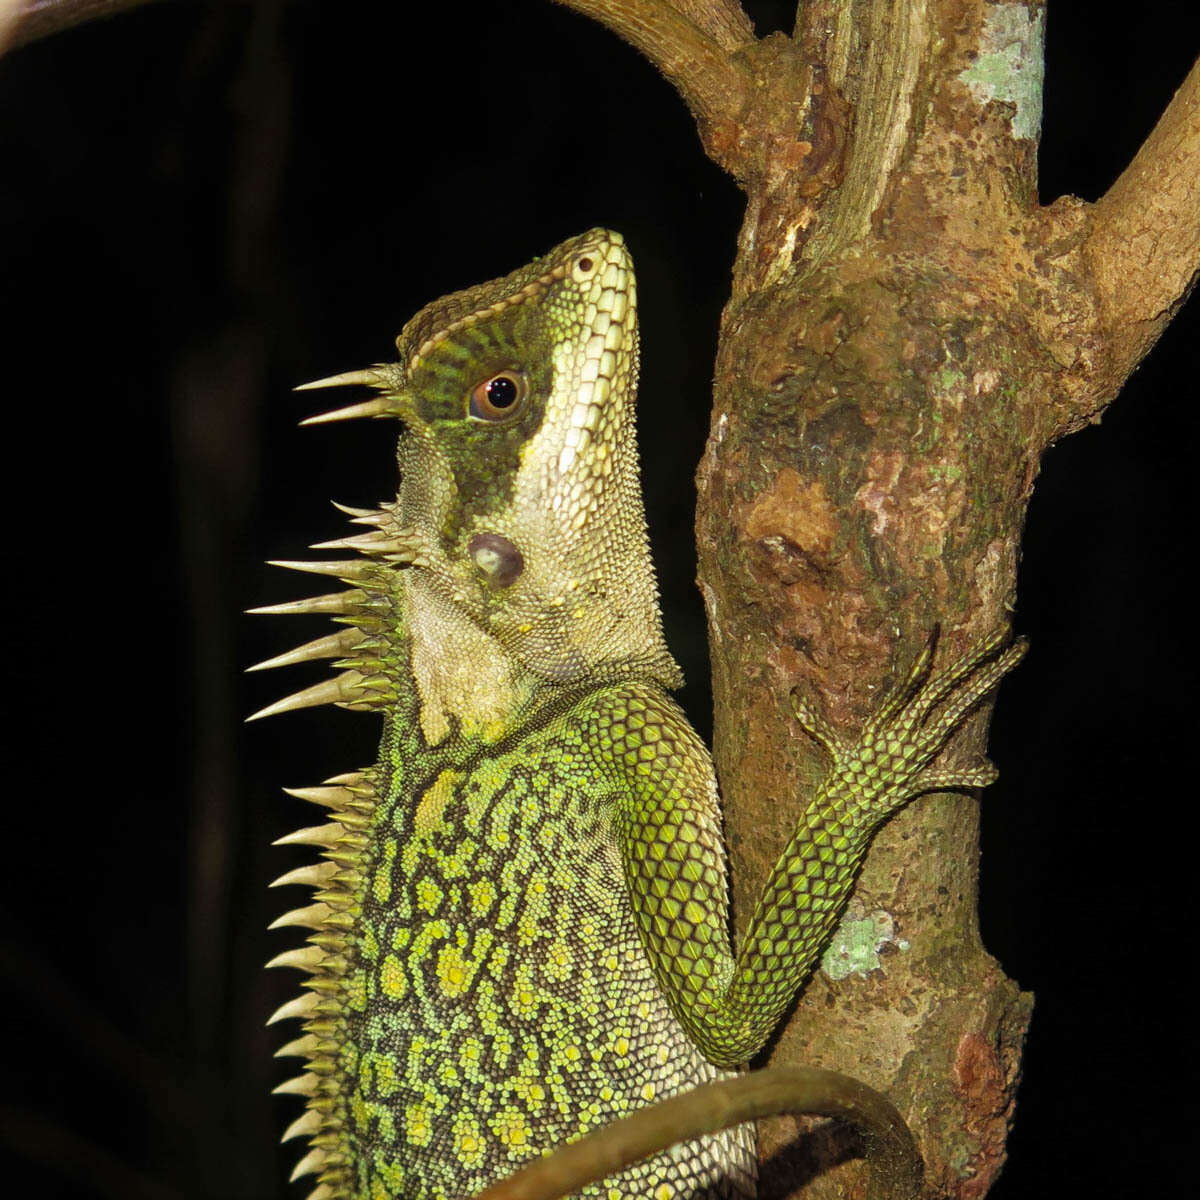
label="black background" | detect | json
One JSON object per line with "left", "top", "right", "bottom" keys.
{"left": 1, "top": 2, "right": 1196, "bottom": 1197}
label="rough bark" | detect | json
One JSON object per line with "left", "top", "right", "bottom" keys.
{"left": 558, "top": 1, "right": 1200, "bottom": 1196}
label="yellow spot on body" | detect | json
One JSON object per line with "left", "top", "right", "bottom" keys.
{"left": 514, "top": 1077, "right": 546, "bottom": 1109}
{"left": 459, "top": 1037, "right": 483, "bottom": 1071}
{"left": 454, "top": 1113, "right": 485, "bottom": 1168}
{"left": 517, "top": 914, "right": 542, "bottom": 945}
{"left": 545, "top": 942, "right": 572, "bottom": 981}
{"left": 436, "top": 945, "right": 470, "bottom": 996}
{"left": 491, "top": 1107, "right": 530, "bottom": 1150}
{"left": 374, "top": 1054, "right": 398, "bottom": 1097}
{"left": 655, "top": 1186, "right": 674, "bottom": 1200}
{"left": 478, "top": 982, "right": 501, "bottom": 1036}
{"left": 470, "top": 878, "right": 496, "bottom": 916}
{"left": 405, "top": 1102, "right": 433, "bottom": 1147}
{"left": 380, "top": 953, "right": 407, "bottom": 1000}
{"left": 416, "top": 877, "right": 443, "bottom": 914}
{"left": 416, "top": 770, "right": 464, "bottom": 835}
{"left": 372, "top": 838, "right": 396, "bottom": 903}
{"left": 488, "top": 943, "right": 510, "bottom": 976}
{"left": 361, "top": 925, "right": 379, "bottom": 961}
{"left": 407, "top": 1036, "right": 428, "bottom": 1077}
{"left": 492, "top": 1032, "right": 513, "bottom": 1068}
{"left": 641, "top": 1083, "right": 657, "bottom": 1102}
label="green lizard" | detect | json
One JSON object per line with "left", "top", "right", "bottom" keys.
{"left": 251, "top": 228, "right": 1025, "bottom": 1199}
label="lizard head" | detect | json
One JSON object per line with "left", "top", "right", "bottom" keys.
{"left": 301, "top": 229, "right": 683, "bottom": 694}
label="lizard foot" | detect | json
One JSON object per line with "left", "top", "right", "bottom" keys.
{"left": 790, "top": 626, "right": 1028, "bottom": 810}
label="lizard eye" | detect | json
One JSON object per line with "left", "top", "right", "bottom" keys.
{"left": 468, "top": 370, "right": 527, "bottom": 422}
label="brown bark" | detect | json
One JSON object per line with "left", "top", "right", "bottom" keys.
{"left": 559, "top": 1, "right": 1200, "bottom": 1196}
{"left": 1085, "top": 56, "right": 1200, "bottom": 391}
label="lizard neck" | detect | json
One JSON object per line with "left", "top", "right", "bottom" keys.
{"left": 402, "top": 570, "right": 538, "bottom": 747}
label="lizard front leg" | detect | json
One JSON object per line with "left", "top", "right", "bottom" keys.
{"left": 594, "top": 627, "right": 1026, "bottom": 1068}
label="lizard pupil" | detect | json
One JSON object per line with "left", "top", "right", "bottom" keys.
{"left": 487, "top": 376, "right": 517, "bottom": 408}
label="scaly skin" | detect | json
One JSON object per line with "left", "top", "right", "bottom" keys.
{"left": 252, "top": 230, "right": 1024, "bottom": 1199}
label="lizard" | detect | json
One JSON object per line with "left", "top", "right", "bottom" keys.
{"left": 250, "top": 227, "right": 1026, "bottom": 1199}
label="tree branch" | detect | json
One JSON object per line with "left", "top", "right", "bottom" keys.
{"left": 0, "top": 0, "right": 158, "bottom": 51}
{"left": 551, "top": 0, "right": 753, "bottom": 167}
{"left": 1085, "top": 54, "right": 1200, "bottom": 385}
{"left": 655, "top": 0, "right": 753, "bottom": 51}
{"left": 473, "top": 1067, "right": 921, "bottom": 1200}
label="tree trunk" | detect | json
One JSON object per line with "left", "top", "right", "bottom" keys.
{"left": 559, "top": 1, "right": 1199, "bottom": 1195}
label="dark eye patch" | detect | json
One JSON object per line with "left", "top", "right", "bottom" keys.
{"left": 406, "top": 302, "right": 553, "bottom": 543}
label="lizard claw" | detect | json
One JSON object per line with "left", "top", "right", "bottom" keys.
{"left": 790, "top": 686, "right": 843, "bottom": 760}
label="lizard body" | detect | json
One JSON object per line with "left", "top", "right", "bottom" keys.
{"left": 253, "top": 229, "right": 1024, "bottom": 1198}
